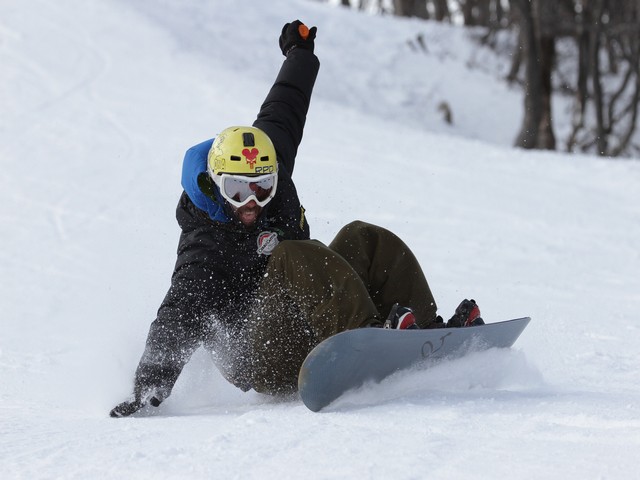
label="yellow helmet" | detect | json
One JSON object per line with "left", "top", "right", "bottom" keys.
{"left": 207, "top": 126, "right": 277, "bottom": 177}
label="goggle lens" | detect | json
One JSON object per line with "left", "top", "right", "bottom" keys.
{"left": 214, "top": 174, "right": 277, "bottom": 208}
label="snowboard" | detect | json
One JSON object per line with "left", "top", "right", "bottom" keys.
{"left": 298, "top": 317, "right": 531, "bottom": 412}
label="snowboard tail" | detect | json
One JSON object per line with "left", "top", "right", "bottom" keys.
{"left": 298, "top": 317, "right": 531, "bottom": 412}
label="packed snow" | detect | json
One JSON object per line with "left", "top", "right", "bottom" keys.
{"left": 1, "top": 0, "right": 639, "bottom": 478}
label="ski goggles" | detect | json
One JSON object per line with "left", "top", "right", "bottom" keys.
{"left": 212, "top": 173, "right": 278, "bottom": 208}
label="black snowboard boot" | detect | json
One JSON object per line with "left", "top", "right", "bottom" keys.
{"left": 383, "top": 303, "right": 419, "bottom": 329}
{"left": 446, "top": 299, "right": 484, "bottom": 327}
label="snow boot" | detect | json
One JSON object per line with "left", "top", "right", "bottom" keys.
{"left": 446, "top": 299, "right": 484, "bottom": 327}
{"left": 383, "top": 303, "right": 419, "bottom": 329}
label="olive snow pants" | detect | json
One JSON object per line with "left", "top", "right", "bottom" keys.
{"left": 246, "top": 220, "right": 438, "bottom": 395}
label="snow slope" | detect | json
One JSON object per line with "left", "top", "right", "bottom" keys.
{"left": 1, "top": 0, "right": 639, "bottom": 478}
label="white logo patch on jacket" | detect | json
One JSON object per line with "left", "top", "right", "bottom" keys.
{"left": 256, "top": 231, "right": 279, "bottom": 256}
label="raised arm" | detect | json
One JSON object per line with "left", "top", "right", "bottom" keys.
{"left": 253, "top": 21, "right": 320, "bottom": 176}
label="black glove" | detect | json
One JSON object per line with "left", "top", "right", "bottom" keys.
{"left": 109, "top": 364, "right": 170, "bottom": 417}
{"left": 109, "top": 390, "right": 163, "bottom": 418}
{"left": 109, "top": 398, "right": 145, "bottom": 418}
{"left": 279, "top": 20, "right": 317, "bottom": 56}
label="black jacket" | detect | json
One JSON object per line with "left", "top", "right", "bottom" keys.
{"left": 133, "top": 49, "right": 320, "bottom": 401}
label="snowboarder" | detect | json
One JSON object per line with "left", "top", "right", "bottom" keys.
{"left": 110, "top": 20, "right": 481, "bottom": 417}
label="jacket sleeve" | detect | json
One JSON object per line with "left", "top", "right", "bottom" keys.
{"left": 132, "top": 319, "right": 200, "bottom": 405}
{"left": 253, "top": 48, "right": 320, "bottom": 176}
{"left": 131, "top": 268, "right": 209, "bottom": 405}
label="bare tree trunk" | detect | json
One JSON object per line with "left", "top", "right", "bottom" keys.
{"left": 461, "top": 0, "right": 477, "bottom": 26}
{"left": 393, "top": 0, "right": 429, "bottom": 18}
{"left": 413, "top": 0, "right": 429, "bottom": 19}
{"left": 510, "top": 0, "right": 556, "bottom": 150}
{"left": 477, "top": 0, "right": 491, "bottom": 26}
{"left": 567, "top": 18, "right": 590, "bottom": 152}
{"left": 432, "top": 0, "right": 450, "bottom": 21}
{"left": 493, "top": 0, "right": 504, "bottom": 26}
{"left": 512, "top": 0, "right": 542, "bottom": 148}
{"left": 393, "top": 0, "right": 407, "bottom": 16}
{"left": 611, "top": 21, "right": 640, "bottom": 156}
{"left": 507, "top": 26, "right": 524, "bottom": 83}
{"left": 590, "top": 0, "right": 608, "bottom": 155}
{"left": 537, "top": 33, "right": 557, "bottom": 149}
{"left": 610, "top": 60, "right": 640, "bottom": 156}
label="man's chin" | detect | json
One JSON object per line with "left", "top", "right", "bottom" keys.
{"left": 235, "top": 206, "right": 262, "bottom": 226}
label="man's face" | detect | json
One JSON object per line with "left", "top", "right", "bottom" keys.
{"left": 232, "top": 200, "right": 262, "bottom": 227}
{"left": 213, "top": 172, "right": 277, "bottom": 227}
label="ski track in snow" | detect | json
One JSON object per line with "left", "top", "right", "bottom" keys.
{"left": 1, "top": 0, "right": 639, "bottom": 479}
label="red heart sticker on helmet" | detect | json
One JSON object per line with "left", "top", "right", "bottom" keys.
{"left": 242, "top": 148, "right": 259, "bottom": 169}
